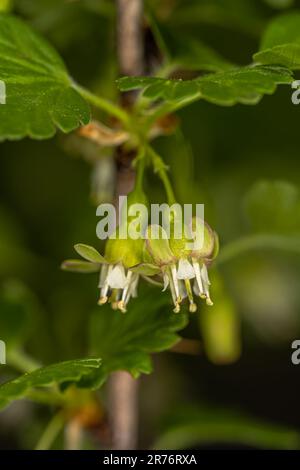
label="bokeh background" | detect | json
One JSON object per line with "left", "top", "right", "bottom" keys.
{"left": 0, "top": 0, "right": 300, "bottom": 450}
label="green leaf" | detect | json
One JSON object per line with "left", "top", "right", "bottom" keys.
{"left": 0, "top": 358, "right": 102, "bottom": 410}
{"left": 243, "top": 180, "right": 300, "bottom": 234}
{"left": 0, "top": 13, "right": 90, "bottom": 140}
{"left": 117, "top": 65, "right": 293, "bottom": 107}
{"left": 198, "top": 65, "right": 293, "bottom": 105}
{"left": 61, "top": 259, "right": 100, "bottom": 273}
{"left": 154, "top": 405, "right": 300, "bottom": 450}
{"left": 254, "top": 12, "right": 300, "bottom": 69}
{"left": 88, "top": 286, "right": 188, "bottom": 387}
{"left": 74, "top": 244, "right": 106, "bottom": 264}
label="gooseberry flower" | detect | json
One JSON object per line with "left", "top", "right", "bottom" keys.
{"left": 180, "top": 217, "right": 219, "bottom": 308}
{"left": 133, "top": 220, "right": 219, "bottom": 313}
{"left": 62, "top": 184, "right": 150, "bottom": 312}
{"left": 62, "top": 234, "right": 144, "bottom": 313}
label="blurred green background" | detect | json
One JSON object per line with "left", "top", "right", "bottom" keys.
{"left": 0, "top": 0, "right": 300, "bottom": 450}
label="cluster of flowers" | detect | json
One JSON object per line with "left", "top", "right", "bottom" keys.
{"left": 62, "top": 216, "right": 218, "bottom": 314}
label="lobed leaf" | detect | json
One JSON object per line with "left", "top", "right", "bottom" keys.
{"left": 0, "top": 14, "right": 90, "bottom": 140}
{"left": 0, "top": 358, "right": 102, "bottom": 410}
{"left": 88, "top": 286, "right": 188, "bottom": 387}
{"left": 254, "top": 12, "right": 300, "bottom": 69}
{"left": 117, "top": 65, "right": 293, "bottom": 107}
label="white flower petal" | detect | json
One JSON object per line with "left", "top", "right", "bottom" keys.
{"left": 121, "top": 271, "right": 133, "bottom": 302}
{"left": 107, "top": 264, "right": 127, "bottom": 289}
{"left": 200, "top": 263, "right": 210, "bottom": 285}
{"left": 192, "top": 260, "right": 204, "bottom": 295}
{"left": 98, "top": 264, "right": 108, "bottom": 288}
{"left": 176, "top": 258, "right": 195, "bottom": 280}
{"left": 130, "top": 274, "right": 139, "bottom": 299}
{"left": 162, "top": 273, "right": 169, "bottom": 292}
{"left": 171, "top": 265, "right": 180, "bottom": 299}
{"left": 100, "top": 265, "right": 112, "bottom": 299}
{"left": 193, "top": 281, "right": 200, "bottom": 296}
{"left": 179, "top": 280, "right": 187, "bottom": 299}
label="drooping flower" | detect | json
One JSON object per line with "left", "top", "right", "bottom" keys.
{"left": 185, "top": 217, "right": 219, "bottom": 307}
{"left": 133, "top": 219, "right": 219, "bottom": 313}
{"left": 62, "top": 234, "right": 144, "bottom": 313}
{"left": 62, "top": 190, "right": 219, "bottom": 314}
{"left": 62, "top": 185, "right": 150, "bottom": 313}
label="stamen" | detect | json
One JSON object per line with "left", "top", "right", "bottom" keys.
{"left": 184, "top": 279, "right": 197, "bottom": 313}
{"left": 164, "top": 268, "right": 180, "bottom": 312}
{"left": 99, "top": 265, "right": 112, "bottom": 304}
{"left": 121, "top": 270, "right": 133, "bottom": 303}
{"left": 200, "top": 263, "right": 211, "bottom": 286}
{"left": 200, "top": 264, "right": 213, "bottom": 305}
{"left": 192, "top": 259, "right": 205, "bottom": 298}
{"left": 189, "top": 303, "right": 197, "bottom": 313}
{"left": 98, "top": 296, "right": 108, "bottom": 305}
{"left": 117, "top": 300, "right": 127, "bottom": 313}
{"left": 130, "top": 274, "right": 139, "bottom": 299}
{"left": 98, "top": 264, "right": 108, "bottom": 288}
{"left": 168, "top": 272, "right": 177, "bottom": 307}
{"left": 124, "top": 273, "right": 139, "bottom": 306}
{"left": 171, "top": 265, "right": 182, "bottom": 304}
{"left": 173, "top": 303, "right": 181, "bottom": 313}
{"left": 110, "top": 288, "right": 120, "bottom": 305}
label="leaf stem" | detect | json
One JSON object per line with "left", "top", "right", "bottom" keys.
{"left": 35, "top": 412, "right": 64, "bottom": 450}
{"left": 25, "top": 389, "right": 67, "bottom": 407}
{"left": 134, "top": 146, "right": 146, "bottom": 191}
{"left": 73, "top": 83, "right": 130, "bottom": 125}
{"left": 216, "top": 234, "right": 300, "bottom": 266}
{"left": 146, "top": 94, "right": 201, "bottom": 127}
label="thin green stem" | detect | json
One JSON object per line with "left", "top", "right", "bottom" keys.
{"left": 35, "top": 412, "right": 64, "bottom": 450}
{"left": 73, "top": 83, "right": 130, "bottom": 125}
{"left": 26, "top": 389, "right": 67, "bottom": 407}
{"left": 159, "top": 169, "right": 177, "bottom": 206}
{"left": 147, "top": 145, "right": 176, "bottom": 205}
{"left": 134, "top": 146, "right": 146, "bottom": 191}
{"left": 145, "top": 7, "right": 170, "bottom": 62}
{"left": 8, "top": 349, "right": 41, "bottom": 373}
{"left": 146, "top": 93, "right": 201, "bottom": 128}
{"left": 216, "top": 234, "right": 300, "bottom": 266}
